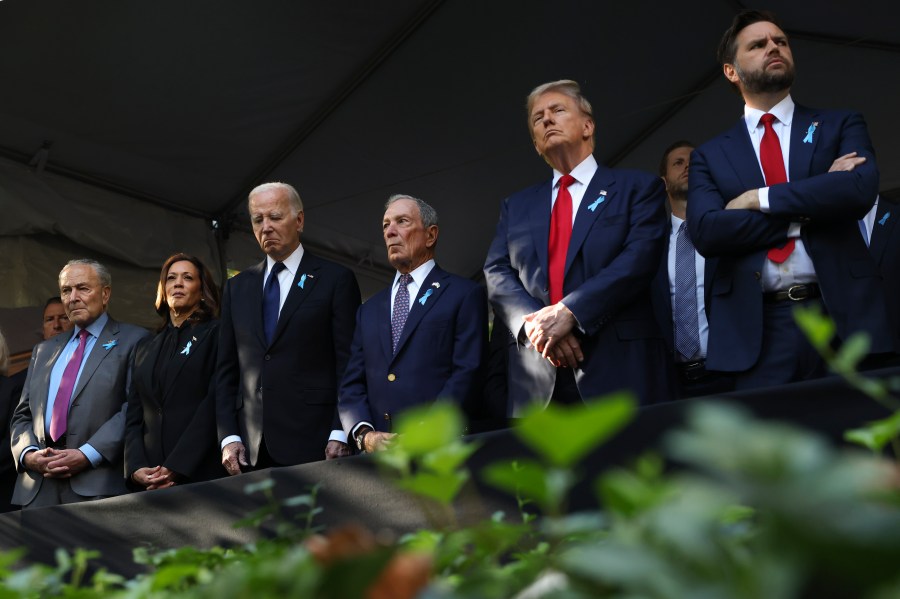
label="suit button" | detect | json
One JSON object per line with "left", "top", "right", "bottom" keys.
{"left": 264, "top": 354, "right": 271, "bottom": 361}
{"left": 387, "top": 373, "right": 396, "bottom": 382}
{"left": 754, "top": 272, "right": 761, "bottom": 280}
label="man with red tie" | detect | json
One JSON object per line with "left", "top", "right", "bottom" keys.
{"left": 484, "top": 80, "right": 672, "bottom": 414}
{"left": 687, "top": 10, "right": 896, "bottom": 389}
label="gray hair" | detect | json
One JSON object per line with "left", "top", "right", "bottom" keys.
{"left": 61, "top": 259, "right": 112, "bottom": 287}
{"left": 525, "top": 79, "right": 595, "bottom": 132}
{"left": 385, "top": 194, "right": 439, "bottom": 228}
{"left": 248, "top": 182, "right": 304, "bottom": 215}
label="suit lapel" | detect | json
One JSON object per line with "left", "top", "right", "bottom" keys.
{"left": 378, "top": 287, "right": 393, "bottom": 361}
{"left": 72, "top": 318, "right": 119, "bottom": 403}
{"left": 870, "top": 201, "right": 897, "bottom": 264}
{"left": 271, "top": 252, "right": 321, "bottom": 346}
{"left": 245, "top": 261, "right": 267, "bottom": 347}
{"left": 528, "top": 180, "right": 553, "bottom": 281}
{"left": 35, "top": 334, "right": 69, "bottom": 437}
{"left": 394, "top": 266, "right": 449, "bottom": 358}
{"left": 789, "top": 105, "right": 818, "bottom": 182}
{"left": 162, "top": 320, "right": 214, "bottom": 400}
{"left": 565, "top": 166, "right": 615, "bottom": 276}
{"left": 722, "top": 118, "right": 766, "bottom": 191}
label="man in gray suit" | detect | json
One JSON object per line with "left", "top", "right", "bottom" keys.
{"left": 10, "top": 259, "right": 148, "bottom": 507}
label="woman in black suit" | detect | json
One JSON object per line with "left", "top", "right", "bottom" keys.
{"left": 126, "top": 253, "right": 224, "bottom": 490}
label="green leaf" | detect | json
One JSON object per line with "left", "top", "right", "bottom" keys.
{"left": 420, "top": 441, "right": 480, "bottom": 475}
{"left": 151, "top": 564, "right": 203, "bottom": 590}
{"left": 482, "top": 460, "right": 574, "bottom": 514}
{"left": 793, "top": 304, "right": 835, "bottom": 350}
{"left": 832, "top": 333, "right": 871, "bottom": 373}
{"left": 244, "top": 479, "right": 275, "bottom": 494}
{"left": 516, "top": 393, "right": 636, "bottom": 467}
{"left": 845, "top": 410, "right": 900, "bottom": 453}
{"left": 393, "top": 401, "right": 465, "bottom": 455}
{"left": 397, "top": 471, "right": 468, "bottom": 505}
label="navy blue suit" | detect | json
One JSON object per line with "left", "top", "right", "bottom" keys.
{"left": 484, "top": 163, "right": 671, "bottom": 414}
{"left": 688, "top": 105, "right": 895, "bottom": 374}
{"left": 338, "top": 265, "right": 488, "bottom": 432}
{"left": 870, "top": 199, "right": 900, "bottom": 346}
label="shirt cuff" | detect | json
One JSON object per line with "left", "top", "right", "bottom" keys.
{"left": 79, "top": 444, "right": 103, "bottom": 468}
{"left": 758, "top": 187, "right": 770, "bottom": 212}
{"left": 329, "top": 430, "right": 348, "bottom": 444}
{"left": 20, "top": 446, "right": 38, "bottom": 468}
{"left": 787, "top": 222, "right": 802, "bottom": 238}
{"left": 350, "top": 422, "right": 374, "bottom": 438}
{"left": 221, "top": 435, "right": 243, "bottom": 450}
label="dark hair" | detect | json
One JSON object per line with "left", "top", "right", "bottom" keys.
{"left": 154, "top": 253, "right": 220, "bottom": 329}
{"left": 717, "top": 10, "right": 784, "bottom": 67}
{"left": 659, "top": 140, "right": 695, "bottom": 176}
{"left": 44, "top": 296, "right": 63, "bottom": 309}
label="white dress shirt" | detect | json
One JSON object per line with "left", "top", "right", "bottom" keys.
{"left": 390, "top": 259, "right": 436, "bottom": 314}
{"left": 551, "top": 154, "right": 599, "bottom": 224}
{"left": 744, "top": 95, "right": 817, "bottom": 291}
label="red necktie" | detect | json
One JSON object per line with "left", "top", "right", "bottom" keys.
{"left": 50, "top": 329, "right": 89, "bottom": 441}
{"left": 548, "top": 174, "right": 576, "bottom": 304}
{"left": 760, "top": 113, "right": 794, "bottom": 263}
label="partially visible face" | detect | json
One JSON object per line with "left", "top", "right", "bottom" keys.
{"left": 529, "top": 91, "right": 594, "bottom": 159}
{"left": 41, "top": 302, "right": 72, "bottom": 340}
{"left": 165, "top": 260, "right": 202, "bottom": 317}
{"left": 663, "top": 146, "right": 693, "bottom": 197}
{"left": 249, "top": 188, "right": 303, "bottom": 261}
{"left": 383, "top": 199, "right": 437, "bottom": 274}
{"left": 59, "top": 264, "right": 110, "bottom": 328}
{"left": 727, "top": 20, "right": 795, "bottom": 95}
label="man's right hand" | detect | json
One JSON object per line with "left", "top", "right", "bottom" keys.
{"left": 221, "top": 441, "right": 249, "bottom": 476}
{"left": 23, "top": 447, "right": 64, "bottom": 477}
{"left": 829, "top": 152, "right": 866, "bottom": 173}
{"left": 363, "top": 431, "right": 397, "bottom": 453}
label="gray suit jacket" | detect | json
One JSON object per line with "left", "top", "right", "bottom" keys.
{"left": 10, "top": 316, "right": 148, "bottom": 505}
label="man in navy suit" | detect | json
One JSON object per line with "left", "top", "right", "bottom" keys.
{"left": 862, "top": 196, "right": 900, "bottom": 367}
{"left": 688, "top": 10, "right": 896, "bottom": 390}
{"left": 340, "top": 194, "right": 487, "bottom": 452}
{"left": 651, "top": 141, "right": 733, "bottom": 398}
{"left": 216, "top": 182, "right": 360, "bottom": 473}
{"left": 484, "top": 80, "right": 671, "bottom": 414}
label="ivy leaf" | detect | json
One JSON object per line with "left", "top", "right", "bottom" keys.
{"left": 793, "top": 304, "right": 835, "bottom": 351}
{"left": 397, "top": 471, "right": 468, "bottom": 505}
{"left": 393, "top": 402, "right": 464, "bottom": 456}
{"left": 845, "top": 410, "right": 900, "bottom": 454}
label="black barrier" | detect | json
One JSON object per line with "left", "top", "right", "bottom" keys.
{"left": 0, "top": 368, "right": 895, "bottom": 577}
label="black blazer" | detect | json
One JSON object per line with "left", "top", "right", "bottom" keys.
{"left": 216, "top": 252, "right": 361, "bottom": 466}
{"left": 125, "top": 319, "right": 223, "bottom": 483}
{"left": 0, "top": 369, "right": 26, "bottom": 511}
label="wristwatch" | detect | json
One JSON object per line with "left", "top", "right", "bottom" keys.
{"left": 355, "top": 427, "right": 373, "bottom": 452}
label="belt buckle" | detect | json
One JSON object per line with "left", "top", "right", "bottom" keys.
{"left": 786, "top": 285, "right": 807, "bottom": 301}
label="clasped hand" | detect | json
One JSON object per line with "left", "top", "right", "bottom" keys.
{"left": 523, "top": 303, "right": 583, "bottom": 368}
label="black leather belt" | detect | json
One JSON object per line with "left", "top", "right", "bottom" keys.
{"left": 676, "top": 360, "right": 708, "bottom": 382}
{"left": 763, "top": 283, "right": 820, "bottom": 303}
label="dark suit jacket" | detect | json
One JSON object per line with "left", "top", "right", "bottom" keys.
{"left": 10, "top": 317, "right": 149, "bottom": 505}
{"left": 216, "top": 251, "right": 360, "bottom": 466}
{"left": 870, "top": 198, "right": 900, "bottom": 339}
{"left": 688, "top": 105, "right": 895, "bottom": 372}
{"left": 484, "top": 162, "right": 671, "bottom": 414}
{"left": 125, "top": 319, "right": 223, "bottom": 484}
{"left": 338, "top": 265, "right": 488, "bottom": 433}
{"left": 0, "top": 369, "right": 26, "bottom": 511}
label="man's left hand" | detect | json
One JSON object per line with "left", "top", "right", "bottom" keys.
{"left": 523, "top": 303, "right": 577, "bottom": 354}
{"left": 145, "top": 466, "right": 178, "bottom": 490}
{"left": 725, "top": 189, "right": 760, "bottom": 211}
{"left": 44, "top": 449, "right": 90, "bottom": 479}
{"left": 325, "top": 440, "right": 352, "bottom": 460}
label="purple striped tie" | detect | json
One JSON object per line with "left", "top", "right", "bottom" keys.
{"left": 49, "top": 329, "right": 89, "bottom": 442}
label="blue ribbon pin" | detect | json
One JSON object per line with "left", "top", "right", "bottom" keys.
{"left": 180, "top": 340, "right": 192, "bottom": 356}
{"left": 418, "top": 288, "right": 434, "bottom": 305}
{"left": 102, "top": 340, "right": 118, "bottom": 350}
{"left": 802, "top": 122, "right": 818, "bottom": 144}
{"left": 879, "top": 211, "right": 891, "bottom": 226}
{"left": 588, "top": 191, "right": 607, "bottom": 212}
{"left": 298, "top": 274, "right": 308, "bottom": 289}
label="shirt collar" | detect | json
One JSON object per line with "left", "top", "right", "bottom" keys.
{"left": 670, "top": 213, "right": 685, "bottom": 231}
{"left": 73, "top": 311, "right": 109, "bottom": 341}
{"left": 552, "top": 154, "right": 598, "bottom": 188}
{"left": 394, "top": 259, "right": 435, "bottom": 289}
{"left": 744, "top": 94, "right": 795, "bottom": 133}
{"left": 267, "top": 243, "right": 304, "bottom": 277}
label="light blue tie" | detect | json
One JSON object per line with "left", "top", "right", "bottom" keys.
{"left": 674, "top": 222, "right": 701, "bottom": 361}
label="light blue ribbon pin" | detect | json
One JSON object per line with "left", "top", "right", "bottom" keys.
{"left": 102, "top": 340, "right": 118, "bottom": 350}
{"left": 588, "top": 191, "right": 607, "bottom": 212}
{"left": 879, "top": 211, "right": 891, "bottom": 226}
{"left": 802, "top": 122, "right": 818, "bottom": 144}
{"left": 180, "top": 340, "right": 192, "bottom": 356}
{"left": 418, "top": 288, "right": 434, "bottom": 305}
{"left": 298, "top": 273, "right": 308, "bottom": 289}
